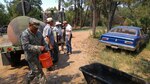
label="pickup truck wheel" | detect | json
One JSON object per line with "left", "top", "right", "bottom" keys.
{"left": 106, "top": 46, "right": 111, "bottom": 49}
{"left": 135, "top": 48, "right": 140, "bottom": 53}
{"left": 53, "top": 42, "right": 59, "bottom": 63}
{"left": 135, "top": 43, "right": 141, "bottom": 53}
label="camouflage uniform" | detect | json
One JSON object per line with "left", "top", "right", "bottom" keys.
{"left": 21, "top": 28, "right": 49, "bottom": 83}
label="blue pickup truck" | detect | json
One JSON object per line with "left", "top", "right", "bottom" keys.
{"left": 99, "top": 26, "right": 149, "bottom": 52}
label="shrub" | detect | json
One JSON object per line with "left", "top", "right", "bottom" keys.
{"left": 146, "top": 42, "right": 150, "bottom": 50}
{"left": 123, "top": 18, "right": 134, "bottom": 26}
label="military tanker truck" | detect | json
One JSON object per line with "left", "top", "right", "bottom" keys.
{"left": 0, "top": 16, "right": 46, "bottom": 67}
{"left": 0, "top": 10, "right": 65, "bottom": 67}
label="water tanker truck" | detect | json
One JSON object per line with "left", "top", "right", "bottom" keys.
{"left": 0, "top": 16, "right": 46, "bottom": 67}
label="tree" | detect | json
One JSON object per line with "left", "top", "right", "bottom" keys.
{"left": 0, "top": 3, "right": 9, "bottom": 26}
{"left": 100, "top": 0, "right": 120, "bottom": 31}
{"left": 4, "top": 0, "right": 43, "bottom": 20}
{"left": 58, "top": 0, "right": 61, "bottom": 11}
{"left": 61, "top": 0, "right": 85, "bottom": 28}
{"left": 91, "top": 0, "right": 96, "bottom": 37}
{"left": 60, "top": 0, "right": 150, "bottom": 35}
{"left": 121, "top": 0, "right": 150, "bottom": 33}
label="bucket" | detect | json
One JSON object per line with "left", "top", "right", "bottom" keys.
{"left": 39, "top": 52, "right": 53, "bottom": 68}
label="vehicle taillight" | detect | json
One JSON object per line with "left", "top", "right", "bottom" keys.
{"left": 102, "top": 37, "right": 109, "bottom": 41}
{"left": 7, "top": 47, "right": 12, "bottom": 51}
{"left": 125, "top": 41, "right": 133, "bottom": 45}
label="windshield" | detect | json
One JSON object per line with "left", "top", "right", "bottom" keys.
{"left": 110, "top": 28, "right": 137, "bottom": 35}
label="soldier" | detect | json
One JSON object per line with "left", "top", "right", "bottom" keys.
{"left": 21, "top": 18, "right": 49, "bottom": 84}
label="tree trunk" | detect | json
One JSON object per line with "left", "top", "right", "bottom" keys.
{"left": 77, "top": 0, "right": 80, "bottom": 27}
{"left": 92, "top": 9, "right": 96, "bottom": 37}
{"left": 74, "top": 0, "right": 77, "bottom": 29}
{"left": 79, "top": 0, "right": 83, "bottom": 28}
{"left": 107, "top": 1, "right": 118, "bottom": 32}
{"left": 83, "top": 6, "right": 89, "bottom": 26}
{"left": 92, "top": 0, "right": 96, "bottom": 37}
{"left": 58, "top": 0, "right": 61, "bottom": 11}
{"left": 80, "top": 8, "right": 83, "bottom": 28}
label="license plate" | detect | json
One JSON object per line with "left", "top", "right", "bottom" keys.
{"left": 111, "top": 45, "right": 118, "bottom": 49}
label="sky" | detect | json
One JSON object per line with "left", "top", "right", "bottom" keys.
{"left": 41, "top": 0, "right": 58, "bottom": 11}
{"left": 0, "top": 0, "right": 5, "bottom": 5}
{"left": 0, "top": 0, "right": 58, "bottom": 11}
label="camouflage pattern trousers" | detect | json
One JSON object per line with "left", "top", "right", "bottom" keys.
{"left": 26, "top": 56, "right": 46, "bottom": 84}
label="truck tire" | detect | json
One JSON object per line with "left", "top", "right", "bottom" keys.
{"left": 1, "top": 53, "right": 11, "bottom": 65}
{"left": 10, "top": 51, "right": 21, "bottom": 67}
{"left": 53, "top": 42, "right": 59, "bottom": 63}
{"left": 135, "top": 43, "right": 141, "bottom": 53}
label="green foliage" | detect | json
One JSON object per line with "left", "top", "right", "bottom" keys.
{"left": 123, "top": 18, "right": 134, "bottom": 26}
{"left": 136, "top": 59, "right": 150, "bottom": 74}
{"left": 61, "top": 0, "right": 87, "bottom": 27}
{"left": 5, "top": 0, "right": 42, "bottom": 20}
{"left": 118, "top": 6, "right": 132, "bottom": 18}
{"left": 62, "top": 0, "right": 72, "bottom": 8}
{"left": 140, "top": 17, "right": 150, "bottom": 31}
{"left": 0, "top": 3, "right": 5, "bottom": 11}
{"left": 146, "top": 42, "right": 150, "bottom": 50}
{"left": 65, "top": 10, "right": 74, "bottom": 25}
{"left": 119, "top": 0, "right": 150, "bottom": 32}
{"left": 93, "top": 27, "right": 107, "bottom": 38}
{"left": 27, "top": 8, "right": 42, "bottom": 20}
{"left": 133, "top": 19, "right": 142, "bottom": 27}
{"left": 46, "top": 7, "right": 57, "bottom": 12}
{"left": 0, "top": 3, "right": 9, "bottom": 26}
{"left": 6, "top": 0, "right": 20, "bottom": 19}
{"left": 25, "top": 0, "right": 42, "bottom": 10}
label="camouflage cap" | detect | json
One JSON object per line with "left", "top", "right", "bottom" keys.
{"left": 29, "top": 18, "right": 40, "bottom": 28}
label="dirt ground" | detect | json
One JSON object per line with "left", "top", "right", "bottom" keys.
{"left": 0, "top": 30, "right": 92, "bottom": 84}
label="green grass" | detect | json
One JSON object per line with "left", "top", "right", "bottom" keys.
{"left": 93, "top": 46, "right": 150, "bottom": 82}
{"left": 146, "top": 42, "right": 150, "bottom": 50}
{"left": 90, "top": 26, "right": 107, "bottom": 38}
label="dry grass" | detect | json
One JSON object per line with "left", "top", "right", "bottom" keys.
{"left": 85, "top": 35, "right": 150, "bottom": 82}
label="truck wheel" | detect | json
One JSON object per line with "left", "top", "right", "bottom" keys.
{"left": 106, "top": 46, "right": 111, "bottom": 49}
{"left": 135, "top": 43, "right": 141, "bottom": 53}
{"left": 1, "top": 53, "right": 11, "bottom": 65}
{"left": 53, "top": 42, "right": 59, "bottom": 63}
{"left": 10, "top": 52, "right": 21, "bottom": 67}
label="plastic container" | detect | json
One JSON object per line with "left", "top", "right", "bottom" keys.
{"left": 79, "top": 63, "right": 148, "bottom": 84}
{"left": 39, "top": 52, "right": 53, "bottom": 68}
